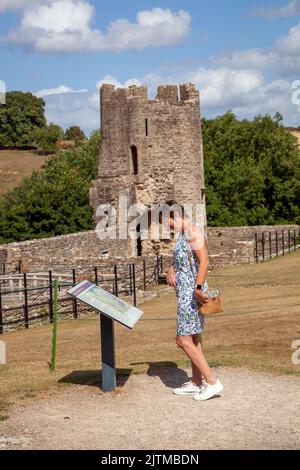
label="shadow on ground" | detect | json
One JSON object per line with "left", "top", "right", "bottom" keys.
{"left": 59, "top": 368, "right": 133, "bottom": 388}
{"left": 130, "top": 361, "right": 189, "bottom": 389}
{"left": 59, "top": 363, "right": 189, "bottom": 390}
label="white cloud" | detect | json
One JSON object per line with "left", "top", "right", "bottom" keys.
{"left": 96, "top": 75, "right": 141, "bottom": 90}
{"left": 35, "top": 85, "right": 88, "bottom": 98}
{"left": 0, "top": 0, "right": 44, "bottom": 12}
{"left": 253, "top": 0, "right": 300, "bottom": 19}
{"left": 211, "top": 20, "right": 300, "bottom": 76}
{"left": 0, "top": 1, "right": 191, "bottom": 53}
{"left": 39, "top": 68, "right": 300, "bottom": 136}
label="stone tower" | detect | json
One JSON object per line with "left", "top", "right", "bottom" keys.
{"left": 90, "top": 83, "right": 207, "bottom": 258}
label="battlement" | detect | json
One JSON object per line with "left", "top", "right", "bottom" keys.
{"left": 100, "top": 83, "right": 199, "bottom": 105}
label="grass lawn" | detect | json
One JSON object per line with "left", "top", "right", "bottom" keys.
{"left": 0, "top": 250, "right": 299, "bottom": 419}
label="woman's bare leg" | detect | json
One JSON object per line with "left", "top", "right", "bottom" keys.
{"left": 177, "top": 335, "right": 216, "bottom": 385}
{"left": 191, "top": 335, "right": 203, "bottom": 386}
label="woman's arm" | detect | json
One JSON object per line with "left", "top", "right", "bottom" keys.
{"left": 188, "top": 225, "right": 209, "bottom": 303}
{"left": 166, "top": 262, "right": 176, "bottom": 287}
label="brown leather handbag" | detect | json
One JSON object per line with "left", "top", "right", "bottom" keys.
{"left": 184, "top": 234, "right": 224, "bottom": 316}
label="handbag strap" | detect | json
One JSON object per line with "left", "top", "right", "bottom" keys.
{"left": 183, "top": 225, "right": 220, "bottom": 291}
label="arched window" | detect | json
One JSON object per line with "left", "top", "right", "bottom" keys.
{"left": 131, "top": 145, "right": 138, "bottom": 175}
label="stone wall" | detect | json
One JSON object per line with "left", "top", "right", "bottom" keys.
{"left": 208, "top": 225, "right": 300, "bottom": 266}
{"left": 0, "top": 225, "right": 298, "bottom": 274}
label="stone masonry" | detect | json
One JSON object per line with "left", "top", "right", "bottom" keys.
{"left": 0, "top": 225, "right": 298, "bottom": 274}
{"left": 90, "top": 83, "right": 207, "bottom": 258}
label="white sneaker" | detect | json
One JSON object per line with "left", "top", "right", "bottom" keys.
{"left": 173, "top": 381, "right": 202, "bottom": 396}
{"left": 193, "top": 379, "right": 224, "bottom": 401}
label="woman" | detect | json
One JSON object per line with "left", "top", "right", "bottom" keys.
{"left": 161, "top": 201, "right": 223, "bottom": 401}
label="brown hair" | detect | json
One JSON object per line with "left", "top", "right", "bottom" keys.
{"left": 159, "top": 200, "right": 186, "bottom": 223}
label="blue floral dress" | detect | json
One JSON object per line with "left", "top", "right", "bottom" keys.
{"left": 173, "top": 225, "right": 209, "bottom": 337}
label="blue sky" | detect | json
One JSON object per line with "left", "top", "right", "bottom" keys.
{"left": 1, "top": 0, "right": 300, "bottom": 134}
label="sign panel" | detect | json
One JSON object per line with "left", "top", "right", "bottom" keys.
{"left": 68, "top": 281, "right": 144, "bottom": 329}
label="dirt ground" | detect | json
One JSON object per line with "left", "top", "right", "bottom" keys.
{"left": 0, "top": 366, "right": 299, "bottom": 450}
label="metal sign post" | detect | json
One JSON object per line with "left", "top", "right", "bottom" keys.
{"left": 68, "top": 280, "right": 144, "bottom": 394}
{"left": 100, "top": 314, "right": 116, "bottom": 392}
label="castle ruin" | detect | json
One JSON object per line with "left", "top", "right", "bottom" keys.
{"left": 90, "top": 83, "right": 207, "bottom": 258}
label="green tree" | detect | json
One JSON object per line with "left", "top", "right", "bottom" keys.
{"left": 65, "top": 126, "right": 86, "bottom": 145}
{"left": 203, "top": 112, "right": 300, "bottom": 227}
{"left": 0, "top": 131, "right": 101, "bottom": 243}
{"left": 30, "top": 123, "right": 65, "bottom": 154}
{"left": 0, "top": 91, "right": 46, "bottom": 148}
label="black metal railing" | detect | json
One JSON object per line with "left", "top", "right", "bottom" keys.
{"left": 0, "top": 255, "right": 171, "bottom": 334}
{"left": 254, "top": 228, "right": 300, "bottom": 263}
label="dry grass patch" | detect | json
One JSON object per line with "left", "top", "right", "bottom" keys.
{"left": 0, "top": 250, "right": 299, "bottom": 417}
{"left": 0, "top": 150, "right": 50, "bottom": 195}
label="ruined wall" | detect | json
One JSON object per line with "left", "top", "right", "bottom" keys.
{"left": 90, "top": 83, "right": 206, "bottom": 258}
{"left": 0, "top": 225, "right": 298, "bottom": 274}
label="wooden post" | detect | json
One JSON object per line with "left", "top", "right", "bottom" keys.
{"left": 269, "top": 232, "right": 272, "bottom": 260}
{"left": 132, "top": 263, "right": 137, "bottom": 307}
{"left": 276, "top": 231, "right": 279, "bottom": 257}
{"left": 294, "top": 229, "right": 297, "bottom": 251}
{"left": 0, "top": 283, "right": 3, "bottom": 335}
{"left": 282, "top": 231, "right": 285, "bottom": 256}
{"left": 255, "top": 233, "right": 259, "bottom": 263}
{"left": 49, "top": 270, "right": 53, "bottom": 324}
{"left": 288, "top": 230, "right": 291, "bottom": 254}
{"left": 262, "top": 232, "right": 265, "bottom": 262}
{"left": 72, "top": 269, "right": 78, "bottom": 319}
{"left": 50, "top": 281, "right": 59, "bottom": 371}
{"left": 129, "top": 264, "right": 133, "bottom": 295}
{"left": 23, "top": 273, "right": 29, "bottom": 329}
{"left": 143, "top": 259, "right": 146, "bottom": 291}
{"left": 156, "top": 255, "right": 160, "bottom": 282}
{"left": 114, "top": 265, "right": 118, "bottom": 297}
{"left": 94, "top": 267, "right": 98, "bottom": 285}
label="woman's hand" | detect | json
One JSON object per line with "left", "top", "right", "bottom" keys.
{"left": 166, "top": 265, "right": 176, "bottom": 287}
{"left": 194, "top": 289, "right": 209, "bottom": 305}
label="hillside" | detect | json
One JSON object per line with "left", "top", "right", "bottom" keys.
{"left": 289, "top": 129, "right": 300, "bottom": 149}
{"left": 0, "top": 150, "right": 50, "bottom": 195}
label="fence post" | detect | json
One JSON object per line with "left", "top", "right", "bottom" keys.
{"left": 143, "top": 259, "right": 146, "bottom": 291}
{"left": 0, "top": 283, "right": 3, "bottom": 335}
{"left": 288, "top": 230, "right": 291, "bottom": 254}
{"left": 23, "top": 273, "right": 29, "bottom": 329}
{"left": 294, "top": 229, "right": 297, "bottom": 251}
{"left": 269, "top": 232, "right": 272, "bottom": 260}
{"left": 94, "top": 267, "right": 98, "bottom": 285}
{"left": 49, "top": 270, "right": 53, "bottom": 324}
{"left": 72, "top": 269, "right": 78, "bottom": 319}
{"left": 156, "top": 255, "right": 160, "bottom": 282}
{"left": 114, "top": 265, "right": 118, "bottom": 297}
{"left": 132, "top": 263, "right": 137, "bottom": 307}
{"left": 255, "top": 234, "right": 259, "bottom": 263}
{"left": 262, "top": 232, "right": 265, "bottom": 262}
{"left": 276, "top": 231, "right": 279, "bottom": 257}
{"left": 129, "top": 264, "right": 133, "bottom": 295}
{"left": 282, "top": 231, "right": 285, "bottom": 256}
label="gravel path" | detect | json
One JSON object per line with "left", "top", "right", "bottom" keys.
{"left": 1, "top": 367, "right": 299, "bottom": 450}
